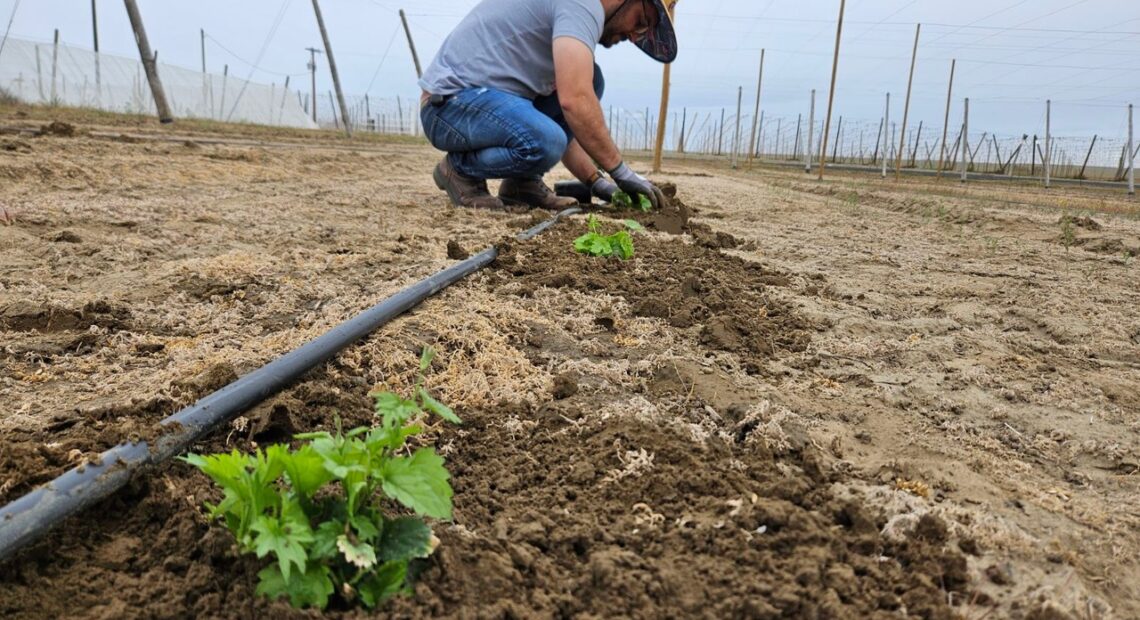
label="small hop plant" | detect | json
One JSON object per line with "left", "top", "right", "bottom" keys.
{"left": 573, "top": 214, "right": 644, "bottom": 260}
{"left": 183, "top": 347, "right": 460, "bottom": 610}
{"left": 611, "top": 189, "right": 654, "bottom": 212}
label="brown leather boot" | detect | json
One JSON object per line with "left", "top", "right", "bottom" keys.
{"left": 499, "top": 178, "right": 580, "bottom": 210}
{"left": 433, "top": 157, "right": 505, "bottom": 210}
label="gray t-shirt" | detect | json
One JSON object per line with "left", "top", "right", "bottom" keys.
{"left": 419, "top": 0, "right": 604, "bottom": 100}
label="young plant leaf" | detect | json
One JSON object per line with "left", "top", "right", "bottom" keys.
{"left": 611, "top": 190, "right": 633, "bottom": 210}
{"left": 611, "top": 231, "right": 635, "bottom": 260}
{"left": 638, "top": 194, "right": 653, "bottom": 212}
{"left": 256, "top": 564, "right": 335, "bottom": 610}
{"left": 251, "top": 515, "right": 311, "bottom": 581}
{"left": 419, "top": 346, "right": 435, "bottom": 372}
{"left": 376, "top": 517, "right": 435, "bottom": 562}
{"left": 418, "top": 387, "right": 462, "bottom": 424}
{"left": 623, "top": 219, "right": 645, "bottom": 232}
{"left": 381, "top": 448, "right": 453, "bottom": 520}
{"left": 357, "top": 561, "right": 409, "bottom": 608}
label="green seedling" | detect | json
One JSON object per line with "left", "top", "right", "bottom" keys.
{"left": 183, "top": 347, "right": 460, "bottom": 610}
{"left": 611, "top": 189, "right": 653, "bottom": 212}
{"left": 574, "top": 214, "right": 644, "bottom": 260}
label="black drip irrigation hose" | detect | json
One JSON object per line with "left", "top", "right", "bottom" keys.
{"left": 0, "top": 207, "right": 582, "bottom": 564}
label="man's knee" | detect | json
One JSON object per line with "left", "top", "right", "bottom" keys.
{"left": 517, "top": 123, "right": 567, "bottom": 175}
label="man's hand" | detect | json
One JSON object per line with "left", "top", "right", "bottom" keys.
{"left": 607, "top": 162, "right": 666, "bottom": 210}
{"left": 591, "top": 176, "right": 618, "bottom": 202}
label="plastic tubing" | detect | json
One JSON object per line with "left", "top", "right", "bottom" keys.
{"left": 0, "top": 207, "right": 582, "bottom": 563}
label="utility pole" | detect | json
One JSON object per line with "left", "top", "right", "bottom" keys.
{"left": 806, "top": 90, "right": 816, "bottom": 173}
{"left": 1128, "top": 103, "right": 1134, "bottom": 196}
{"left": 882, "top": 93, "right": 890, "bottom": 178}
{"left": 936, "top": 59, "right": 955, "bottom": 178}
{"left": 1044, "top": 99, "right": 1052, "bottom": 189}
{"left": 732, "top": 87, "right": 743, "bottom": 169}
{"left": 305, "top": 47, "right": 321, "bottom": 124}
{"left": 92, "top": 0, "right": 101, "bottom": 97}
{"left": 398, "top": 9, "right": 423, "bottom": 78}
{"left": 960, "top": 97, "right": 969, "bottom": 183}
{"left": 747, "top": 48, "right": 765, "bottom": 167}
{"left": 818, "top": 0, "right": 846, "bottom": 180}
{"left": 652, "top": 2, "right": 679, "bottom": 173}
{"left": 895, "top": 23, "right": 921, "bottom": 180}
{"left": 123, "top": 0, "right": 173, "bottom": 123}
{"left": 311, "top": 0, "right": 352, "bottom": 136}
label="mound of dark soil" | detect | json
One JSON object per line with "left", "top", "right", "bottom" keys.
{"left": 493, "top": 225, "right": 814, "bottom": 372}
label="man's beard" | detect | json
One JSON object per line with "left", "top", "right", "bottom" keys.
{"left": 599, "top": 24, "right": 623, "bottom": 48}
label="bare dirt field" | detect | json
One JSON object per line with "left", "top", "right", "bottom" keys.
{"left": 1, "top": 105, "right": 1138, "bottom": 619}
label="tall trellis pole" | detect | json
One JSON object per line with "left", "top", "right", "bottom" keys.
{"left": 895, "top": 23, "right": 920, "bottom": 180}
{"left": 732, "top": 86, "right": 743, "bottom": 169}
{"left": 123, "top": 0, "right": 173, "bottom": 123}
{"left": 747, "top": 48, "right": 765, "bottom": 168}
{"left": 817, "top": 0, "right": 846, "bottom": 180}
{"left": 652, "top": 2, "right": 680, "bottom": 172}
{"left": 1128, "top": 103, "right": 1134, "bottom": 196}
{"left": 936, "top": 59, "right": 956, "bottom": 179}
{"left": 311, "top": 0, "right": 352, "bottom": 137}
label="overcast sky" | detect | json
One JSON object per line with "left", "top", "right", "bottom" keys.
{"left": 3, "top": 0, "right": 1139, "bottom": 141}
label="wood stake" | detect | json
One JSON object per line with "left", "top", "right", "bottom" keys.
{"left": 806, "top": 89, "right": 816, "bottom": 173}
{"left": 895, "top": 23, "right": 920, "bottom": 181}
{"left": 1045, "top": 99, "right": 1051, "bottom": 188}
{"left": 747, "top": 48, "right": 765, "bottom": 167}
{"left": 936, "top": 59, "right": 955, "bottom": 177}
{"left": 398, "top": 9, "right": 423, "bottom": 79}
{"left": 123, "top": 0, "right": 173, "bottom": 123}
{"left": 882, "top": 93, "right": 890, "bottom": 178}
{"left": 311, "top": 0, "right": 352, "bottom": 136}
{"left": 732, "top": 87, "right": 743, "bottom": 168}
{"left": 1129, "top": 103, "right": 1135, "bottom": 195}
{"left": 651, "top": 2, "right": 678, "bottom": 173}
{"left": 50, "top": 29, "right": 58, "bottom": 105}
{"left": 960, "top": 97, "right": 969, "bottom": 183}
{"left": 817, "top": 0, "right": 846, "bottom": 180}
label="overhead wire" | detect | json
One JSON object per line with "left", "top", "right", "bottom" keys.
{"left": 226, "top": 0, "right": 293, "bottom": 121}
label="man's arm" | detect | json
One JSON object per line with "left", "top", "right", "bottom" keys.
{"left": 562, "top": 139, "right": 598, "bottom": 182}
{"left": 553, "top": 37, "right": 620, "bottom": 171}
{"left": 553, "top": 37, "right": 665, "bottom": 208}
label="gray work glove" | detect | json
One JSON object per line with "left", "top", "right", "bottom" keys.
{"left": 591, "top": 176, "right": 619, "bottom": 202}
{"left": 607, "top": 162, "right": 666, "bottom": 210}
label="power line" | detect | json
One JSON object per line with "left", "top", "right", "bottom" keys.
{"left": 227, "top": 0, "right": 293, "bottom": 120}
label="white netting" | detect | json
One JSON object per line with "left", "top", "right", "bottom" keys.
{"left": 0, "top": 37, "right": 316, "bottom": 129}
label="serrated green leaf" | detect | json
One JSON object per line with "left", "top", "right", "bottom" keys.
{"left": 638, "top": 194, "right": 653, "bottom": 212}
{"left": 280, "top": 445, "right": 334, "bottom": 498}
{"left": 310, "top": 519, "right": 343, "bottom": 561}
{"left": 350, "top": 512, "right": 382, "bottom": 542}
{"left": 251, "top": 515, "right": 311, "bottom": 581}
{"left": 417, "top": 387, "right": 461, "bottom": 424}
{"left": 357, "top": 561, "right": 408, "bottom": 608}
{"left": 181, "top": 450, "right": 249, "bottom": 489}
{"left": 611, "top": 190, "right": 633, "bottom": 210}
{"left": 623, "top": 219, "right": 645, "bottom": 232}
{"left": 256, "top": 563, "right": 334, "bottom": 609}
{"left": 610, "top": 231, "right": 635, "bottom": 260}
{"left": 574, "top": 232, "right": 614, "bottom": 257}
{"left": 381, "top": 448, "right": 453, "bottom": 519}
{"left": 373, "top": 392, "right": 421, "bottom": 426}
{"left": 377, "top": 517, "right": 434, "bottom": 562}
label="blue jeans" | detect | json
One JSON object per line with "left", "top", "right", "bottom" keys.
{"left": 421, "top": 65, "right": 605, "bottom": 181}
